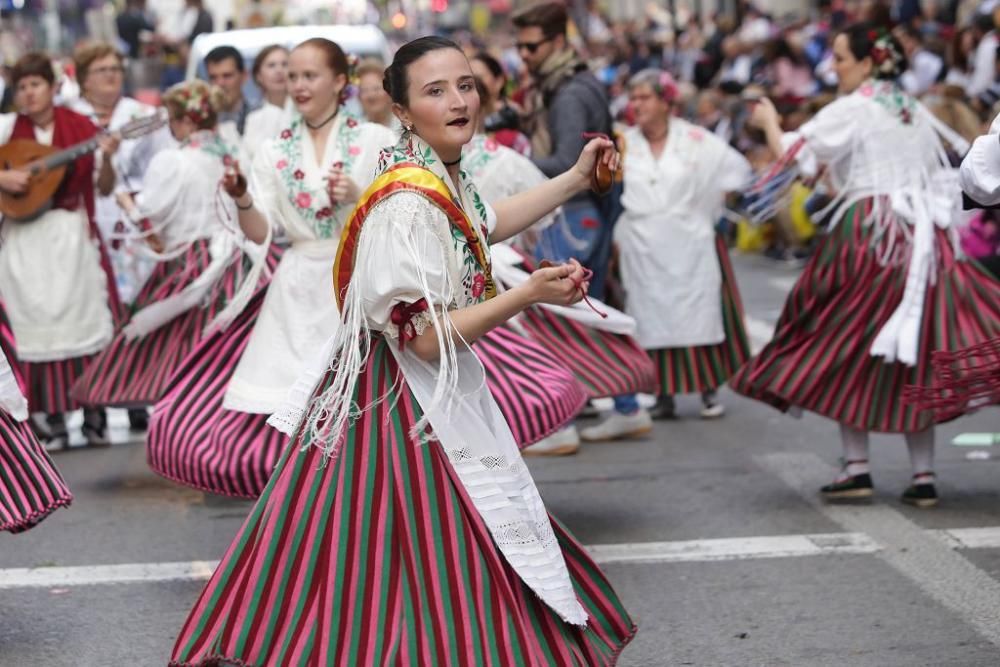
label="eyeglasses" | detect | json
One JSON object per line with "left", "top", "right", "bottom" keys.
{"left": 89, "top": 65, "right": 124, "bottom": 77}
{"left": 516, "top": 38, "right": 552, "bottom": 54}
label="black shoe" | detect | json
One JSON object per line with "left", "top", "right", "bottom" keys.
{"left": 127, "top": 408, "right": 149, "bottom": 431}
{"left": 820, "top": 473, "right": 874, "bottom": 502}
{"left": 43, "top": 413, "right": 70, "bottom": 451}
{"left": 902, "top": 478, "right": 939, "bottom": 508}
{"left": 649, "top": 395, "right": 677, "bottom": 420}
{"left": 82, "top": 408, "right": 111, "bottom": 448}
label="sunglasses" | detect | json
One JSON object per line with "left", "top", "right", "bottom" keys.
{"left": 516, "top": 37, "right": 552, "bottom": 54}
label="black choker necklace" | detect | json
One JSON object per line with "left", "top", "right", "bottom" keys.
{"left": 442, "top": 156, "right": 462, "bottom": 167}
{"left": 305, "top": 109, "right": 339, "bottom": 130}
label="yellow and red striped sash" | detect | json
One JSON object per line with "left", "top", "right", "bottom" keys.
{"left": 334, "top": 162, "right": 497, "bottom": 310}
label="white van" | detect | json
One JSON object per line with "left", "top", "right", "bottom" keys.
{"left": 186, "top": 25, "right": 392, "bottom": 108}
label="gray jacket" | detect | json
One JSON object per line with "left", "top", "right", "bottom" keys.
{"left": 531, "top": 68, "right": 612, "bottom": 204}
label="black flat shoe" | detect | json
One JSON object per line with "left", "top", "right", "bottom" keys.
{"left": 902, "top": 478, "right": 939, "bottom": 508}
{"left": 127, "top": 408, "right": 149, "bottom": 431}
{"left": 648, "top": 395, "right": 677, "bottom": 420}
{"left": 820, "top": 473, "right": 874, "bottom": 502}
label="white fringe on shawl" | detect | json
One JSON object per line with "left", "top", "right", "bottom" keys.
{"left": 0, "top": 348, "right": 27, "bottom": 422}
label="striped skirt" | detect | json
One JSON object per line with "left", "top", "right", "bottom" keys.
{"left": 147, "top": 289, "right": 286, "bottom": 499}
{"left": 0, "top": 305, "right": 72, "bottom": 533}
{"left": 169, "top": 338, "right": 635, "bottom": 667}
{"left": 476, "top": 325, "right": 588, "bottom": 447}
{"left": 730, "top": 200, "right": 1000, "bottom": 433}
{"left": 73, "top": 241, "right": 280, "bottom": 408}
{"left": 150, "top": 291, "right": 590, "bottom": 499}
{"left": 650, "top": 238, "right": 751, "bottom": 395}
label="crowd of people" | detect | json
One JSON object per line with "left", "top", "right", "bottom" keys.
{"left": 5, "top": 0, "right": 1000, "bottom": 664}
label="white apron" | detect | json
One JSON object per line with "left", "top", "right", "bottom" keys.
{"left": 0, "top": 119, "right": 113, "bottom": 361}
{"left": 615, "top": 121, "right": 750, "bottom": 349}
{"left": 222, "top": 114, "right": 395, "bottom": 413}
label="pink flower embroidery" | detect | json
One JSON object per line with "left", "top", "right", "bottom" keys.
{"left": 346, "top": 118, "right": 358, "bottom": 128}
{"left": 471, "top": 273, "right": 486, "bottom": 298}
{"left": 296, "top": 192, "right": 312, "bottom": 208}
{"left": 281, "top": 129, "right": 292, "bottom": 139}
{"left": 294, "top": 169, "right": 305, "bottom": 180}
{"left": 276, "top": 159, "right": 288, "bottom": 170}
{"left": 485, "top": 138, "right": 499, "bottom": 152}
{"left": 188, "top": 141, "right": 201, "bottom": 150}
{"left": 859, "top": 83, "right": 874, "bottom": 97}
{"left": 317, "top": 206, "right": 332, "bottom": 218}
{"left": 222, "top": 154, "right": 234, "bottom": 166}
{"left": 348, "top": 145, "right": 361, "bottom": 156}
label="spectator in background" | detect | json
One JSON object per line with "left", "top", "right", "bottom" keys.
{"left": 204, "top": 45, "right": 251, "bottom": 141}
{"left": 512, "top": 0, "right": 615, "bottom": 298}
{"left": 115, "top": 0, "right": 156, "bottom": 60}
{"left": 759, "top": 36, "right": 817, "bottom": 107}
{"left": 896, "top": 24, "right": 945, "bottom": 95}
{"left": 946, "top": 25, "right": 976, "bottom": 88}
{"left": 471, "top": 51, "right": 530, "bottom": 154}
{"left": 355, "top": 58, "right": 397, "bottom": 130}
{"left": 966, "top": 11, "right": 998, "bottom": 97}
{"left": 243, "top": 45, "right": 291, "bottom": 162}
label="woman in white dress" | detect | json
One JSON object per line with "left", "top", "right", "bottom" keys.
{"left": 242, "top": 44, "right": 294, "bottom": 163}
{"left": 146, "top": 38, "right": 396, "bottom": 498}
{"left": 582, "top": 69, "right": 753, "bottom": 442}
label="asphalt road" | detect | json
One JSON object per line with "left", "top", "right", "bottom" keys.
{"left": 4, "top": 254, "right": 1000, "bottom": 667}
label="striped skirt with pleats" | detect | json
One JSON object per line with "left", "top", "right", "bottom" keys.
{"left": 0, "top": 303, "right": 72, "bottom": 533}
{"left": 169, "top": 337, "right": 635, "bottom": 667}
{"left": 731, "top": 200, "right": 1000, "bottom": 433}
{"left": 73, "top": 241, "right": 281, "bottom": 408}
{"left": 649, "top": 236, "right": 751, "bottom": 395}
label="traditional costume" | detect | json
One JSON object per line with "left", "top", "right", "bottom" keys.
{"left": 70, "top": 94, "right": 175, "bottom": 302}
{"left": 73, "top": 129, "right": 277, "bottom": 409}
{"left": 168, "top": 132, "right": 634, "bottom": 666}
{"left": 594, "top": 118, "right": 751, "bottom": 429}
{"left": 731, "top": 77, "right": 1000, "bottom": 502}
{"left": 242, "top": 96, "right": 294, "bottom": 164}
{"left": 0, "top": 108, "right": 122, "bottom": 439}
{"left": 0, "top": 301, "right": 72, "bottom": 533}
{"left": 146, "top": 112, "right": 394, "bottom": 498}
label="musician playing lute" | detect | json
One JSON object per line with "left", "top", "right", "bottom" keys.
{"left": 0, "top": 52, "right": 124, "bottom": 449}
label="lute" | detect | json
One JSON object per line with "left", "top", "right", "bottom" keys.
{"left": 0, "top": 110, "right": 167, "bottom": 222}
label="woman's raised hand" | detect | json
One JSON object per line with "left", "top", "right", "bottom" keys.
{"left": 326, "top": 162, "right": 360, "bottom": 204}
{"left": 221, "top": 161, "right": 248, "bottom": 199}
{"left": 573, "top": 134, "right": 620, "bottom": 195}
{"left": 748, "top": 96, "right": 780, "bottom": 130}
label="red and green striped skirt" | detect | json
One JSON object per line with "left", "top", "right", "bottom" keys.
{"left": 169, "top": 337, "right": 635, "bottom": 666}
{"left": 649, "top": 238, "right": 751, "bottom": 395}
{"left": 73, "top": 240, "right": 281, "bottom": 408}
{"left": 0, "top": 303, "right": 72, "bottom": 533}
{"left": 730, "top": 200, "right": 1000, "bottom": 433}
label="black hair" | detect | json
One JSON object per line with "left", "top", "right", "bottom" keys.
{"left": 472, "top": 51, "right": 507, "bottom": 98}
{"left": 840, "top": 22, "right": 907, "bottom": 81}
{"left": 204, "top": 45, "right": 244, "bottom": 73}
{"left": 383, "top": 36, "right": 464, "bottom": 106}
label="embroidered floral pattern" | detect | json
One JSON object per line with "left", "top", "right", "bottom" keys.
{"left": 182, "top": 130, "right": 238, "bottom": 164}
{"left": 274, "top": 113, "right": 363, "bottom": 238}
{"left": 866, "top": 79, "right": 916, "bottom": 125}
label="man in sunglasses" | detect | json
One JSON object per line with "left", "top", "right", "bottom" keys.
{"left": 512, "top": 0, "right": 615, "bottom": 299}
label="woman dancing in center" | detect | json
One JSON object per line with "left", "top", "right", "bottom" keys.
{"left": 169, "top": 37, "right": 634, "bottom": 666}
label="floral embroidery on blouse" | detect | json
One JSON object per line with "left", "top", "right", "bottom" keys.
{"left": 861, "top": 79, "right": 915, "bottom": 125}
{"left": 183, "top": 130, "right": 238, "bottom": 165}
{"left": 274, "top": 113, "right": 363, "bottom": 238}
{"left": 377, "top": 134, "right": 493, "bottom": 305}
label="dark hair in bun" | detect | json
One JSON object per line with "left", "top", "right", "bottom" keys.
{"left": 841, "top": 22, "right": 908, "bottom": 81}
{"left": 383, "top": 36, "right": 464, "bottom": 107}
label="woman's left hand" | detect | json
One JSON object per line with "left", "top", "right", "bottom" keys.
{"left": 572, "top": 135, "right": 619, "bottom": 190}
{"left": 326, "top": 163, "right": 359, "bottom": 204}
{"left": 97, "top": 133, "right": 120, "bottom": 157}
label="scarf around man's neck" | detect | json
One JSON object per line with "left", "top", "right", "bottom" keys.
{"left": 526, "top": 48, "right": 584, "bottom": 158}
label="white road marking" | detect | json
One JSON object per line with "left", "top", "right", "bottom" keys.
{"left": 587, "top": 532, "right": 879, "bottom": 564}
{"left": 5, "top": 524, "right": 1000, "bottom": 589}
{"left": 757, "top": 452, "right": 1000, "bottom": 647}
